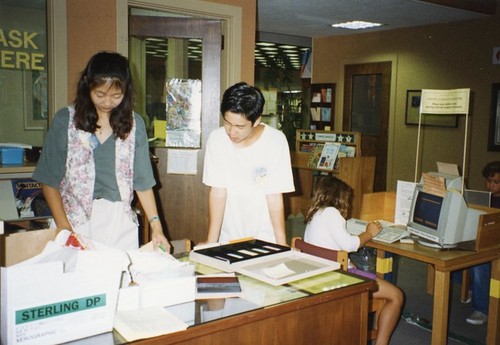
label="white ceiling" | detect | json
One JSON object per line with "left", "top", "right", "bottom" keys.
{"left": 257, "top": 0, "right": 493, "bottom": 39}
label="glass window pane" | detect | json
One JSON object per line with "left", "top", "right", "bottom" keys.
{"left": 0, "top": 0, "right": 48, "bottom": 147}
{"left": 351, "top": 74, "right": 382, "bottom": 135}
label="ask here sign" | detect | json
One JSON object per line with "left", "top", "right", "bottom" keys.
{"left": 420, "top": 88, "right": 470, "bottom": 115}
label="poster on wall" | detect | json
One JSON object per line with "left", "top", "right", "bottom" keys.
{"left": 165, "top": 79, "right": 202, "bottom": 148}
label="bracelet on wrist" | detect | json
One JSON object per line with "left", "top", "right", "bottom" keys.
{"left": 149, "top": 215, "right": 160, "bottom": 223}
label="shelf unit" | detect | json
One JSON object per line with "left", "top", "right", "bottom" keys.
{"left": 287, "top": 129, "right": 375, "bottom": 219}
{"left": 310, "top": 83, "right": 335, "bottom": 130}
{"left": 295, "top": 129, "right": 361, "bottom": 158}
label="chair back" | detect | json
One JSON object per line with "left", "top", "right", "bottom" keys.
{"left": 291, "top": 237, "right": 349, "bottom": 271}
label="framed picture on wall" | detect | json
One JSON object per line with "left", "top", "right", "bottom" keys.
{"left": 405, "top": 90, "right": 458, "bottom": 128}
{"left": 488, "top": 83, "right": 500, "bottom": 151}
{"left": 23, "top": 70, "right": 48, "bottom": 130}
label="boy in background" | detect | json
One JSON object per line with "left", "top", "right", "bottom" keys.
{"left": 466, "top": 161, "right": 500, "bottom": 325}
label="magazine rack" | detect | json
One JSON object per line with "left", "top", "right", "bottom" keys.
{"left": 287, "top": 130, "right": 375, "bottom": 219}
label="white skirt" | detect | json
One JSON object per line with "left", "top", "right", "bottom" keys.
{"left": 73, "top": 198, "right": 138, "bottom": 250}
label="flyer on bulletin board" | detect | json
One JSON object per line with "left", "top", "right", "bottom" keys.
{"left": 165, "top": 79, "right": 202, "bottom": 148}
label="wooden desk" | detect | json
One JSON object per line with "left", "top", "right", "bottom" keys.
{"left": 361, "top": 192, "right": 500, "bottom": 345}
{"left": 70, "top": 269, "right": 375, "bottom": 345}
{"left": 368, "top": 240, "right": 500, "bottom": 345}
{"left": 140, "top": 278, "right": 374, "bottom": 345}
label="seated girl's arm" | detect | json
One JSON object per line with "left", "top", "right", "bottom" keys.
{"left": 358, "top": 221, "right": 383, "bottom": 247}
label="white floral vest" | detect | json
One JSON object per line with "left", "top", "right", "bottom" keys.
{"left": 60, "top": 106, "right": 137, "bottom": 227}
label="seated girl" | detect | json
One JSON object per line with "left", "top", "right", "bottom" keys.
{"left": 304, "top": 176, "right": 404, "bottom": 345}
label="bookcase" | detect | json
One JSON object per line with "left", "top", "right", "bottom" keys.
{"left": 310, "top": 83, "right": 335, "bottom": 130}
{"left": 287, "top": 130, "right": 376, "bottom": 219}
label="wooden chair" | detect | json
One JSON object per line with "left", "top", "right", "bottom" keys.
{"left": 291, "top": 237, "right": 386, "bottom": 341}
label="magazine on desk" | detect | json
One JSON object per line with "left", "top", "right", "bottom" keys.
{"left": 195, "top": 274, "right": 243, "bottom": 299}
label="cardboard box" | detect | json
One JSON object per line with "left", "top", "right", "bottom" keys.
{"left": 0, "top": 228, "right": 57, "bottom": 267}
{"left": 1, "top": 230, "right": 124, "bottom": 345}
{"left": 0, "top": 147, "right": 24, "bottom": 165}
{"left": 1, "top": 252, "right": 123, "bottom": 345}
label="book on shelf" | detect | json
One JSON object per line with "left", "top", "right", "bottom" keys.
{"left": 299, "top": 142, "right": 317, "bottom": 153}
{"left": 310, "top": 107, "right": 321, "bottom": 121}
{"left": 320, "top": 88, "right": 332, "bottom": 103}
{"left": 316, "top": 142, "right": 341, "bottom": 170}
{"left": 338, "top": 144, "right": 356, "bottom": 158}
{"left": 196, "top": 275, "right": 243, "bottom": 299}
{"left": 307, "top": 143, "right": 324, "bottom": 168}
{"left": 312, "top": 92, "right": 321, "bottom": 102}
{"left": 321, "top": 107, "right": 331, "bottom": 122}
{"left": 325, "top": 88, "right": 332, "bottom": 102}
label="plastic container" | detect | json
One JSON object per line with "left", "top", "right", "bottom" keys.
{"left": 0, "top": 147, "right": 24, "bottom": 165}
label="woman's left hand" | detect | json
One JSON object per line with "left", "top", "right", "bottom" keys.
{"left": 150, "top": 223, "right": 171, "bottom": 253}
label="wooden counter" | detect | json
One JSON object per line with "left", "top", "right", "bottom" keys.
{"left": 125, "top": 277, "right": 375, "bottom": 345}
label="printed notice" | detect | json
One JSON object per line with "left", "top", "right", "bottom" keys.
{"left": 167, "top": 149, "right": 198, "bottom": 175}
{"left": 420, "top": 88, "right": 470, "bottom": 115}
{"left": 395, "top": 180, "right": 417, "bottom": 225}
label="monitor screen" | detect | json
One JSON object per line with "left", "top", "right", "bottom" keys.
{"left": 411, "top": 191, "right": 443, "bottom": 231}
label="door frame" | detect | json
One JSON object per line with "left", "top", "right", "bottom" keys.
{"left": 117, "top": 0, "right": 243, "bottom": 89}
{"left": 128, "top": 14, "right": 221, "bottom": 243}
{"left": 338, "top": 57, "right": 398, "bottom": 191}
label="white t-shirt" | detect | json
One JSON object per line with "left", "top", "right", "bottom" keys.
{"left": 304, "top": 207, "right": 360, "bottom": 252}
{"left": 203, "top": 124, "right": 295, "bottom": 243}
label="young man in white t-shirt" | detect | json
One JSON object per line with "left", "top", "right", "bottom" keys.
{"left": 202, "top": 82, "right": 295, "bottom": 245}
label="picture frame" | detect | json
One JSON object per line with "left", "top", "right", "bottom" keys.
{"left": 405, "top": 90, "right": 458, "bottom": 128}
{"left": 23, "top": 70, "right": 48, "bottom": 130}
{"left": 488, "top": 83, "right": 500, "bottom": 151}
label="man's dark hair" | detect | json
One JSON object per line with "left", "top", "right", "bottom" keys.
{"left": 482, "top": 161, "right": 500, "bottom": 178}
{"left": 220, "top": 82, "right": 265, "bottom": 124}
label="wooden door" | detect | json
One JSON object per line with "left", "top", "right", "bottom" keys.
{"left": 129, "top": 16, "right": 221, "bottom": 244}
{"left": 343, "top": 62, "right": 391, "bottom": 192}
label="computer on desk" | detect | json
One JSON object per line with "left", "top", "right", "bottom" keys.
{"left": 406, "top": 172, "right": 486, "bottom": 249}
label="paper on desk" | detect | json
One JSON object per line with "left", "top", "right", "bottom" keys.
{"left": 139, "top": 276, "right": 196, "bottom": 308}
{"left": 437, "top": 161, "right": 460, "bottom": 176}
{"left": 395, "top": 180, "right": 417, "bottom": 225}
{"left": 114, "top": 307, "right": 188, "bottom": 341}
{"left": 422, "top": 172, "right": 447, "bottom": 197}
{"left": 13, "top": 229, "right": 128, "bottom": 273}
{"left": 127, "top": 245, "right": 193, "bottom": 285}
{"left": 262, "top": 262, "right": 296, "bottom": 279}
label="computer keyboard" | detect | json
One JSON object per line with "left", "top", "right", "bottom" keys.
{"left": 346, "top": 218, "right": 410, "bottom": 244}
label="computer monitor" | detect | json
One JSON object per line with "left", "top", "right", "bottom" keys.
{"left": 407, "top": 182, "right": 485, "bottom": 248}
